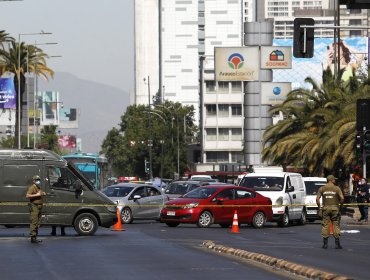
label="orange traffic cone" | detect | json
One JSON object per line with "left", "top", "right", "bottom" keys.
{"left": 330, "top": 223, "right": 333, "bottom": 235}
{"left": 111, "top": 208, "right": 125, "bottom": 231}
{"left": 231, "top": 210, "right": 240, "bottom": 234}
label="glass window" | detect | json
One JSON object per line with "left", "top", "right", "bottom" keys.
{"left": 235, "top": 189, "right": 255, "bottom": 199}
{"left": 231, "top": 104, "right": 242, "bottom": 116}
{"left": 218, "top": 81, "right": 229, "bottom": 93}
{"left": 231, "top": 128, "right": 242, "bottom": 141}
{"left": 231, "top": 152, "right": 243, "bottom": 163}
{"left": 231, "top": 82, "right": 242, "bottom": 92}
{"left": 48, "top": 166, "right": 82, "bottom": 191}
{"left": 206, "top": 151, "right": 228, "bottom": 163}
{"left": 218, "top": 128, "right": 229, "bottom": 141}
{"left": 206, "top": 128, "right": 217, "bottom": 141}
{"left": 206, "top": 81, "right": 216, "bottom": 93}
{"left": 130, "top": 187, "right": 146, "bottom": 199}
{"left": 147, "top": 187, "right": 160, "bottom": 196}
{"left": 215, "top": 189, "right": 234, "bottom": 200}
{"left": 218, "top": 104, "right": 229, "bottom": 117}
{"left": 206, "top": 104, "right": 216, "bottom": 117}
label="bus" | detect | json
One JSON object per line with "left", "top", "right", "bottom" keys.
{"left": 62, "top": 153, "right": 108, "bottom": 190}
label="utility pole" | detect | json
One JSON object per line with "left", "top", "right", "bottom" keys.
{"left": 147, "top": 76, "right": 153, "bottom": 180}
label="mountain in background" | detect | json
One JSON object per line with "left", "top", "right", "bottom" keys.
{"left": 39, "top": 72, "right": 130, "bottom": 154}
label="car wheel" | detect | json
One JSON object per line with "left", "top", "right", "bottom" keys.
{"left": 73, "top": 213, "right": 98, "bottom": 236}
{"left": 197, "top": 211, "right": 213, "bottom": 228}
{"left": 166, "top": 222, "right": 180, "bottom": 227}
{"left": 252, "top": 211, "right": 266, "bottom": 229}
{"left": 278, "top": 211, "right": 290, "bottom": 227}
{"left": 298, "top": 210, "right": 306, "bottom": 225}
{"left": 121, "top": 207, "right": 133, "bottom": 224}
{"left": 219, "top": 223, "right": 230, "bottom": 228}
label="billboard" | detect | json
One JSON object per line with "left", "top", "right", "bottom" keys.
{"left": 58, "top": 134, "right": 76, "bottom": 148}
{"left": 59, "top": 107, "right": 78, "bottom": 129}
{"left": 38, "top": 91, "right": 60, "bottom": 126}
{"left": 0, "top": 78, "right": 16, "bottom": 109}
{"left": 215, "top": 47, "right": 259, "bottom": 81}
{"left": 261, "top": 46, "right": 292, "bottom": 69}
{"left": 261, "top": 82, "right": 292, "bottom": 105}
{"left": 273, "top": 37, "right": 368, "bottom": 89}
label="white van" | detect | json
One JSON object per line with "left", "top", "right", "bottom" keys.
{"left": 239, "top": 171, "right": 306, "bottom": 226}
{"left": 303, "top": 177, "right": 326, "bottom": 222}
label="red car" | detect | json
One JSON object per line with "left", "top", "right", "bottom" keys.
{"left": 160, "top": 185, "right": 272, "bottom": 228}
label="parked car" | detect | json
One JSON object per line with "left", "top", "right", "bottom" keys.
{"left": 303, "top": 177, "right": 326, "bottom": 222}
{"left": 102, "top": 183, "right": 169, "bottom": 223}
{"left": 160, "top": 185, "right": 272, "bottom": 228}
{"left": 164, "top": 181, "right": 203, "bottom": 200}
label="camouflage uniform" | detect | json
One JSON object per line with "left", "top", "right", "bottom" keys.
{"left": 316, "top": 175, "right": 344, "bottom": 249}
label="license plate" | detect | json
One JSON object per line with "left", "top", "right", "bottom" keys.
{"left": 167, "top": 211, "right": 176, "bottom": 216}
{"left": 307, "top": 210, "right": 317, "bottom": 214}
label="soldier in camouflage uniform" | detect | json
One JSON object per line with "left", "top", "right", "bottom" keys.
{"left": 316, "top": 175, "right": 344, "bottom": 249}
{"left": 26, "top": 175, "right": 46, "bottom": 243}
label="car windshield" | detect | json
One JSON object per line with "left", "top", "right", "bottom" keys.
{"left": 240, "top": 177, "right": 284, "bottom": 191}
{"left": 183, "top": 187, "right": 219, "bottom": 199}
{"left": 165, "top": 183, "right": 189, "bottom": 195}
{"left": 102, "top": 186, "right": 133, "bottom": 197}
{"left": 305, "top": 181, "right": 326, "bottom": 195}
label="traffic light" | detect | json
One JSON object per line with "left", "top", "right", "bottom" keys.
{"left": 356, "top": 99, "right": 370, "bottom": 131}
{"left": 356, "top": 133, "right": 363, "bottom": 154}
{"left": 293, "top": 18, "right": 315, "bottom": 58}
{"left": 144, "top": 160, "right": 150, "bottom": 173}
{"left": 364, "top": 130, "right": 370, "bottom": 154}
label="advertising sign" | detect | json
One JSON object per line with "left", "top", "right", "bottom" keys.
{"left": 0, "top": 78, "right": 16, "bottom": 109}
{"left": 261, "top": 82, "right": 291, "bottom": 105}
{"left": 39, "top": 91, "right": 60, "bottom": 126}
{"left": 215, "top": 47, "right": 259, "bottom": 81}
{"left": 261, "top": 46, "right": 292, "bottom": 69}
{"left": 59, "top": 107, "right": 78, "bottom": 129}
{"left": 58, "top": 135, "right": 77, "bottom": 148}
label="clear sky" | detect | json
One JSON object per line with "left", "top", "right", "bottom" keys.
{"left": 0, "top": 0, "right": 134, "bottom": 92}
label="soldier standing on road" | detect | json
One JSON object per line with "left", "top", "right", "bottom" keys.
{"left": 316, "top": 175, "right": 344, "bottom": 249}
{"left": 26, "top": 175, "right": 46, "bottom": 243}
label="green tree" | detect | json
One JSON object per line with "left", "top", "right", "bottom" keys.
{"left": 262, "top": 69, "right": 370, "bottom": 177}
{"left": 0, "top": 41, "right": 54, "bottom": 148}
{"left": 102, "top": 102, "right": 198, "bottom": 179}
{"left": 38, "top": 125, "right": 60, "bottom": 153}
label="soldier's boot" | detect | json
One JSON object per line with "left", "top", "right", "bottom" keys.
{"left": 322, "top": 238, "right": 328, "bottom": 249}
{"left": 335, "top": 238, "right": 343, "bottom": 249}
{"left": 30, "top": 236, "right": 42, "bottom": 243}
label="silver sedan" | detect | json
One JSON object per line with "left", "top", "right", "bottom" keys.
{"left": 102, "top": 183, "right": 169, "bottom": 224}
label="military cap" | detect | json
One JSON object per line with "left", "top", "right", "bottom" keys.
{"left": 32, "top": 175, "right": 41, "bottom": 180}
{"left": 327, "top": 175, "right": 337, "bottom": 181}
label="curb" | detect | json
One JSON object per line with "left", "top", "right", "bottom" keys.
{"left": 202, "top": 240, "right": 353, "bottom": 280}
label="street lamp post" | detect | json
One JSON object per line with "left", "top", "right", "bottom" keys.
{"left": 17, "top": 32, "right": 51, "bottom": 149}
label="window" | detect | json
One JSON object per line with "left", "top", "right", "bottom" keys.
{"left": 206, "top": 104, "right": 216, "bottom": 117}
{"left": 218, "top": 104, "right": 229, "bottom": 117}
{"left": 206, "top": 128, "right": 217, "bottom": 141}
{"left": 231, "top": 128, "right": 242, "bottom": 141}
{"left": 216, "top": 189, "right": 234, "bottom": 200}
{"left": 231, "top": 152, "right": 243, "bottom": 163}
{"left": 218, "top": 128, "right": 229, "bottom": 141}
{"left": 218, "top": 81, "right": 229, "bottom": 93}
{"left": 206, "top": 151, "right": 229, "bottom": 163}
{"left": 130, "top": 187, "right": 145, "bottom": 199}
{"left": 231, "top": 82, "right": 242, "bottom": 92}
{"left": 235, "top": 189, "right": 255, "bottom": 199}
{"left": 147, "top": 187, "right": 160, "bottom": 196}
{"left": 231, "top": 104, "right": 242, "bottom": 116}
{"left": 48, "top": 166, "right": 82, "bottom": 191}
{"left": 206, "top": 81, "right": 216, "bottom": 93}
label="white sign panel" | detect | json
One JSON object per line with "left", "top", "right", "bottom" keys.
{"left": 261, "top": 46, "right": 292, "bottom": 69}
{"left": 261, "top": 82, "right": 291, "bottom": 105}
{"left": 215, "top": 47, "right": 259, "bottom": 81}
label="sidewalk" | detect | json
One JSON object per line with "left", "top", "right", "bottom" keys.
{"left": 342, "top": 207, "right": 370, "bottom": 227}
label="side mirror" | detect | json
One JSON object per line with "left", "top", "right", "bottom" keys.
{"left": 286, "top": 186, "right": 295, "bottom": 192}
{"left": 133, "top": 195, "right": 141, "bottom": 200}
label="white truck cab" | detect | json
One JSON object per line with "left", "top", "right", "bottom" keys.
{"left": 303, "top": 177, "right": 326, "bottom": 222}
{"left": 239, "top": 169, "right": 306, "bottom": 227}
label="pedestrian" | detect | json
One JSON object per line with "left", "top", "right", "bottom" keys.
{"left": 356, "top": 178, "right": 369, "bottom": 222}
{"left": 316, "top": 175, "right": 344, "bottom": 249}
{"left": 26, "top": 175, "right": 46, "bottom": 243}
{"left": 51, "top": 226, "right": 66, "bottom": 236}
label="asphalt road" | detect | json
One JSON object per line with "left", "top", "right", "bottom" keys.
{"left": 0, "top": 216, "right": 368, "bottom": 280}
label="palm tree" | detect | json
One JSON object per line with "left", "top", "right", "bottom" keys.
{"left": 0, "top": 41, "right": 54, "bottom": 148}
{"left": 0, "top": 30, "right": 14, "bottom": 74}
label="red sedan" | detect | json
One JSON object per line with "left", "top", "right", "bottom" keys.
{"left": 160, "top": 185, "right": 272, "bottom": 228}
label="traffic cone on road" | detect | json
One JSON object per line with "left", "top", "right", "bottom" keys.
{"left": 111, "top": 208, "right": 125, "bottom": 231}
{"left": 330, "top": 223, "right": 333, "bottom": 235}
{"left": 231, "top": 210, "right": 240, "bottom": 234}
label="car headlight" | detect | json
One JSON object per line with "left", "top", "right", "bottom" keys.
{"left": 275, "top": 197, "right": 283, "bottom": 206}
{"left": 106, "top": 205, "right": 117, "bottom": 213}
{"left": 183, "top": 202, "right": 199, "bottom": 209}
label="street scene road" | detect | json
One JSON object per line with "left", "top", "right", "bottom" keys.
{"left": 1, "top": 216, "right": 369, "bottom": 280}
